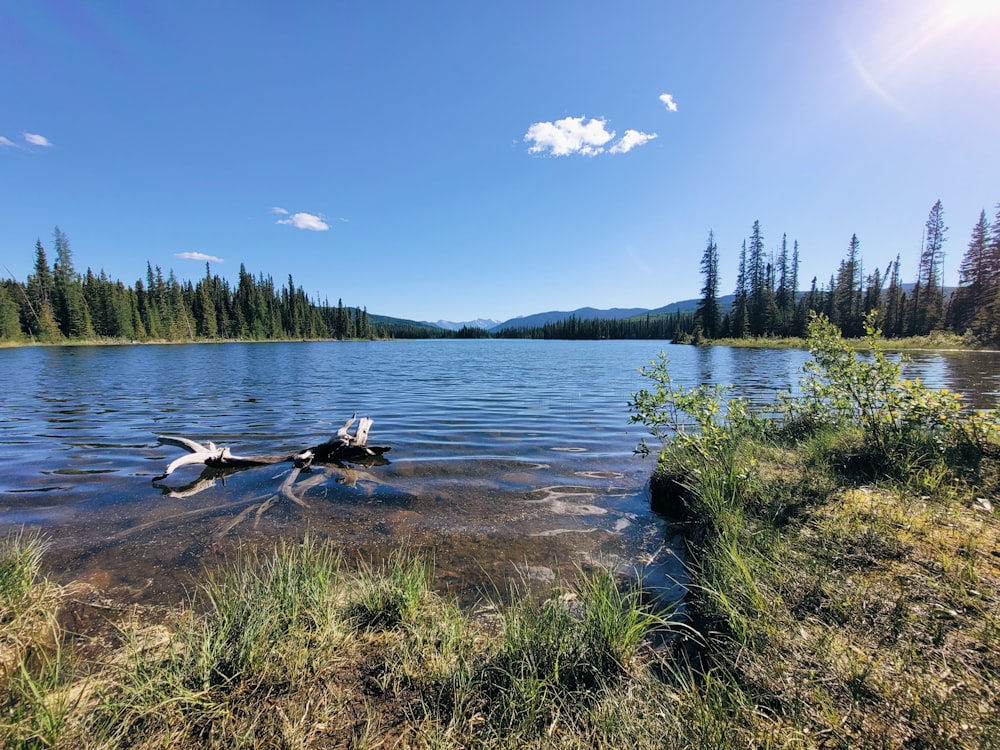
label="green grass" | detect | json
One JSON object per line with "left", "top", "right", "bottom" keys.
{"left": 707, "top": 330, "right": 978, "bottom": 351}
{"left": 644, "top": 413, "right": 1000, "bottom": 748}
{"left": 2, "top": 414, "right": 999, "bottom": 747}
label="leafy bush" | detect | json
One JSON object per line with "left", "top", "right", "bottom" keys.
{"left": 628, "top": 353, "right": 752, "bottom": 466}
{"left": 629, "top": 311, "right": 1000, "bottom": 490}
{"left": 792, "top": 311, "right": 999, "bottom": 472}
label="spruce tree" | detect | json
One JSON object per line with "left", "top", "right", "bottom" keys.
{"left": 731, "top": 240, "right": 749, "bottom": 338}
{"left": 52, "top": 227, "right": 94, "bottom": 338}
{"left": 0, "top": 283, "right": 24, "bottom": 340}
{"left": 695, "top": 230, "right": 721, "bottom": 338}
{"left": 775, "top": 233, "right": 794, "bottom": 333}
{"left": 24, "top": 240, "right": 61, "bottom": 341}
{"left": 911, "top": 200, "right": 947, "bottom": 334}
{"left": 950, "top": 209, "right": 990, "bottom": 336}
{"left": 746, "top": 221, "right": 769, "bottom": 335}
{"left": 833, "top": 233, "right": 862, "bottom": 336}
{"left": 883, "top": 255, "right": 904, "bottom": 337}
{"left": 975, "top": 203, "right": 1000, "bottom": 344}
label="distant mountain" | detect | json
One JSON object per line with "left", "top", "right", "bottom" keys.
{"left": 368, "top": 313, "right": 442, "bottom": 333}
{"left": 424, "top": 318, "right": 502, "bottom": 331}
{"left": 448, "top": 283, "right": 955, "bottom": 336}
{"left": 490, "top": 307, "right": 649, "bottom": 332}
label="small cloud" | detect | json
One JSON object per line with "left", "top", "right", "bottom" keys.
{"left": 524, "top": 116, "right": 615, "bottom": 157}
{"left": 277, "top": 211, "right": 330, "bottom": 231}
{"left": 271, "top": 206, "right": 289, "bottom": 215}
{"left": 659, "top": 93, "right": 678, "bottom": 112}
{"left": 175, "top": 252, "right": 224, "bottom": 263}
{"left": 0, "top": 136, "right": 16, "bottom": 148}
{"left": 24, "top": 132, "right": 53, "bottom": 147}
{"left": 609, "top": 129, "right": 658, "bottom": 154}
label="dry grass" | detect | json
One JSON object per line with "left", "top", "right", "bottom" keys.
{"left": 682, "top": 441, "right": 1000, "bottom": 749}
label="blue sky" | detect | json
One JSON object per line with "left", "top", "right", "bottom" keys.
{"left": 2, "top": 1, "right": 998, "bottom": 324}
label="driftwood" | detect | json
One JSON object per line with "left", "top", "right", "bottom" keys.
{"left": 148, "top": 415, "right": 391, "bottom": 535}
{"left": 152, "top": 414, "right": 390, "bottom": 481}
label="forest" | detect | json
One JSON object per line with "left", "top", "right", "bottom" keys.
{"left": 1, "top": 199, "right": 998, "bottom": 345}
{"left": 687, "top": 199, "right": 1000, "bottom": 345}
{"left": 0, "top": 228, "right": 443, "bottom": 343}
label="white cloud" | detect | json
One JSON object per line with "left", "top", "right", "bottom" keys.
{"left": 276, "top": 212, "right": 330, "bottom": 231}
{"left": 659, "top": 93, "right": 678, "bottom": 112}
{"left": 0, "top": 136, "right": 15, "bottom": 147}
{"left": 524, "top": 116, "right": 616, "bottom": 156}
{"left": 524, "top": 115, "right": 658, "bottom": 156}
{"left": 609, "top": 129, "right": 658, "bottom": 154}
{"left": 24, "top": 132, "right": 53, "bottom": 147}
{"left": 175, "top": 251, "right": 224, "bottom": 263}
{"left": 271, "top": 206, "right": 289, "bottom": 215}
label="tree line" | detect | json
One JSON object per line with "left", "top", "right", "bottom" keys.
{"left": 3, "top": 202, "right": 998, "bottom": 346}
{"left": 692, "top": 200, "right": 1000, "bottom": 344}
{"left": 492, "top": 314, "right": 688, "bottom": 340}
{"left": 478, "top": 199, "right": 1000, "bottom": 344}
{"left": 0, "top": 228, "right": 447, "bottom": 343}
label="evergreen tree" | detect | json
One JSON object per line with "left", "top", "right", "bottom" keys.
{"left": 336, "top": 298, "right": 348, "bottom": 339}
{"left": 862, "top": 265, "right": 884, "bottom": 326}
{"left": 0, "top": 282, "right": 24, "bottom": 340}
{"left": 167, "top": 270, "right": 194, "bottom": 339}
{"left": 910, "top": 200, "right": 947, "bottom": 334}
{"left": 731, "top": 240, "right": 749, "bottom": 338}
{"left": 974, "top": 203, "right": 1000, "bottom": 344}
{"left": 194, "top": 263, "right": 218, "bottom": 338}
{"left": 950, "top": 209, "right": 991, "bottom": 337}
{"left": 746, "top": 221, "right": 771, "bottom": 335}
{"left": 24, "top": 240, "right": 60, "bottom": 341}
{"left": 883, "top": 255, "right": 904, "bottom": 337}
{"left": 775, "top": 233, "right": 795, "bottom": 333}
{"left": 51, "top": 227, "right": 94, "bottom": 338}
{"left": 833, "top": 233, "right": 862, "bottom": 336}
{"left": 695, "top": 230, "right": 721, "bottom": 338}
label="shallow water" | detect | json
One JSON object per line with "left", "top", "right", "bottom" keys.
{"left": 1, "top": 340, "right": 997, "bottom": 605}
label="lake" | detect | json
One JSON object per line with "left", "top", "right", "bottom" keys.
{"left": 1, "top": 340, "right": 998, "bottom": 606}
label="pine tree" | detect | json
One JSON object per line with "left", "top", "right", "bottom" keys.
{"left": 775, "top": 233, "right": 794, "bottom": 333}
{"left": 194, "top": 263, "right": 218, "bottom": 338}
{"left": 833, "top": 233, "right": 862, "bottom": 336}
{"left": 0, "top": 283, "right": 24, "bottom": 340}
{"left": 24, "top": 240, "right": 61, "bottom": 341}
{"left": 51, "top": 227, "right": 94, "bottom": 338}
{"left": 883, "top": 255, "right": 904, "bottom": 337}
{"left": 949, "top": 210, "right": 990, "bottom": 336}
{"left": 731, "top": 240, "right": 749, "bottom": 338}
{"left": 974, "top": 203, "right": 1000, "bottom": 344}
{"left": 695, "top": 230, "right": 721, "bottom": 338}
{"left": 747, "top": 220, "right": 770, "bottom": 335}
{"left": 862, "top": 266, "right": 884, "bottom": 324}
{"left": 911, "top": 200, "right": 947, "bottom": 334}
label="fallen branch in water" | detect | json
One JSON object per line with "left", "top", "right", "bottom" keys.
{"left": 149, "top": 414, "right": 391, "bottom": 535}
{"left": 152, "top": 414, "right": 390, "bottom": 481}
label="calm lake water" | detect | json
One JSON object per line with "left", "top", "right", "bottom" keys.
{"left": 1, "top": 340, "right": 998, "bottom": 605}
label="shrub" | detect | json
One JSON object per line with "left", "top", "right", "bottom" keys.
{"left": 792, "top": 311, "right": 999, "bottom": 473}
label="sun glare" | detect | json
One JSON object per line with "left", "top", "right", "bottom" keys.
{"left": 936, "top": 0, "right": 1000, "bottom": 28}
{"left": 843, "top": 0, "right": 1000, "bottom": 111}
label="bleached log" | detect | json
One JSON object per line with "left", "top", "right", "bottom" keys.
{"left": 152, "top": 416, "right": 390, "bottom": 481}
{"left": 353, "top": 417, "right": 373, "bottom": 447}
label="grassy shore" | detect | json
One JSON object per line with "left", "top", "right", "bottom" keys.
{"left": 3, "top": 460, "right": 999, "bottom": 747}
{"left": 3, "top": 440, "right": 997, "bottom": 748}
{"left": 2, "top": 314, "right": 998, "bottom": 748}
{"left": 709, "top": 328, "right": 976, "bottom": 351}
